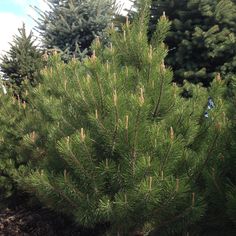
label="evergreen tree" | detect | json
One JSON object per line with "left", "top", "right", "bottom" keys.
{"left": 181, "top": 75, "right": 236, "bottom": 235}
{"left": 33, "top": 0, "right": 115, "bottom": 59}
{"left": 13, "top": 2, "right": 228, "bottom": 235}
{"left": 225, "top": 78, "right": 236, "bottom": 226}
{"left": 0, "top": 81, "right": 31, "bottom": 207}
{"left": 130, "top": 0, "right": 236, "bottom": 86}
{"left": 198, "top": 76, "right": 236, "bottom": 235}
{"left": 0, "top": 24, "right": 43, "bottom": 91}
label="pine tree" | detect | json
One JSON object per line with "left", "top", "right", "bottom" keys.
{"left": 198, "top": 76, "right": 236, "bottom": 235}
{"left": 130, "top": 0, "right": 236, "bottom": 86}
{"left": 226, "top": 77, "right": 236, "bottom": 225}
{"left": 33, "top": 0, "right": 115, "bottom": 60}
{"left": 0, "top": 79, "right": 31, "bottom": 207}
{"left": 182, "top": 74, "right": 236, "bottom": 235}
{"left": 0, "top": 24, "right": 43, "bottom": 92}
{"left": 13, "top": 2, "right": 228, "bottom": 235}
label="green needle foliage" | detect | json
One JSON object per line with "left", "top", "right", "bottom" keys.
{"left": 199, "top": 76, "right": 236, "bottom": 235}
{"left": 185, "top": 77, "right": 236, "bottom": 235}
{"left": 33, "top": 0, "right": 116, "bottom": 60}
{"left": 130, "top": 0, "right": 236, "bottom": 86}
{"left": 0, "top": 83, "right": 31, "bottom": 208}
{"left": 226, "top": 78, "right": 236, "bottom": 225}
{"left": 11, "top": 1, "right": 228, "bottom": 235}
{"left": 0, "top": 24, "right": 43, "bottom": 92}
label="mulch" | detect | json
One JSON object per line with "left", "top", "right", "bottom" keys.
{"left": 0, "top": 207, "right": 97, "bottom": 236}
{"left": 0, "top": 208, "right": 54, "bottom": 236}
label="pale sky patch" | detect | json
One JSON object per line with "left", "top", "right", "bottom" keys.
{"left": 0, "top": 13, "right": 25, "bottom": 55}
{"left": 0, "top": 0, "right": 133, "bottom": 56}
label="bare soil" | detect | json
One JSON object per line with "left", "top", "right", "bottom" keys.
{"left": 0, "top": 207, "right": 97, "bottom": 236}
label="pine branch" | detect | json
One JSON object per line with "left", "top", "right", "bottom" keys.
{"left": 151, "top": 206, "right": 194, "bottom": 234}
{"left": 112, "top": 92, "right": 119, "bottom": 152}
{"left": 131, "top": 107, "right": 141, "bottom": 162}
{"left": 153, "top": 74, "right": 164, "bottom": 118}
{"left": 95, "top": 72, "right": 105, "bottom": 116}
{"left": 160, "top": 142, "right": 173, "bottom": 171}
{"left": 193, "top": 133, "right": 220, "bottom": 183}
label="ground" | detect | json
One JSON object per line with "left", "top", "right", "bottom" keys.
{"left": 0, "top": 206, "right": 98, "bottom": 236}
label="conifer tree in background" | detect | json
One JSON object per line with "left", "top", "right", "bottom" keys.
{"left": 12, "top": 1, "right": 229, "bottom": 234}
{"left": 34, "top": 0, "right": 115, "bottom": 60}
{"left": 130, "top": 0, "right": 236, "bottom": 86}
{"left": 0, "top": 24, "right": 43, "bottom": 92}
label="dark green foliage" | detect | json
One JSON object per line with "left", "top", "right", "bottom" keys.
{"left": 226, "top": 78, "right": 236, "bottom": 225}
{"left": 0, "top": 86, "right": 30, "bottom": 208}
{"left": 130, "top": 0, "right": 236, "bottom": 86}
{"left": 0, "top": 1, "right": 234, "bottom": 235}
{"left": 189, "top": 76, "right": 236, "bottom": 236}
{"left": 33, "top": 0, "right": 115, "bottom": 60}
{"left": 0, "top": 24, "right": 43, "bottom": 91}
{"left": 8, "top": 3, "right": 229, "bottom": 235}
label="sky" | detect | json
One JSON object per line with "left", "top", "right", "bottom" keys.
{"left": 0, "top": 0, "right": 133, "bottom": 56}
